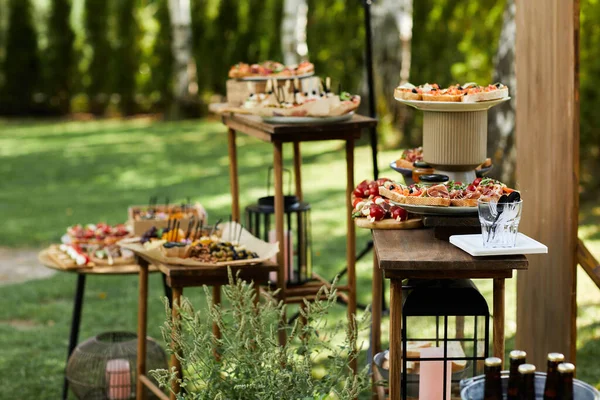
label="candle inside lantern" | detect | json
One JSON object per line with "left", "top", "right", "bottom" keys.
{"left": 419, "top": 347, "right": 451, "bottom": 400}
{"left": 268, "top": 229, "right": 293, "bottom": 282}
{"left": 105, "top": 358, "right": 131, "bottom": 400}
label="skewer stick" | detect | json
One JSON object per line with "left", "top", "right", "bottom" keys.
{"left": 237, "top": 224, "right": 243, "bottom": 245}
{"left": 228, "top": 215, "right": 232, "bottom": 242}
{"left": 210, "top": 219, "right": 222, "bottom": 237}
{"left": 185, "top": 216, "right": 195, "bottom": 239}
{"left": 174, "top": 220, "right": 180, "bottom": 242}
{"left": 167, "top": 216, "right": 172, "bottom": 238}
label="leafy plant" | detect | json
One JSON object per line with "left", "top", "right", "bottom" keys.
{"left": 151, "top": 271, "right": 370, "bottom": 400}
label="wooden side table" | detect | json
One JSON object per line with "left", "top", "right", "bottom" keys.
{"left": 37, "top": 248, "right": 166, "bottom": 400}
{"left": 221, "top": 113, "right": 378, "bottom": 348}
{"left": 134, "top": 255, "right": 278, "bottom": 400}
{"left": 372, "top": 229, "right": 528, "bottom": 400}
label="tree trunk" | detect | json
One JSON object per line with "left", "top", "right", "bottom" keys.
{"left": 168, "top": 0, "right": 195, "bottom": 117}
{"left": 281, "top": 0, "right": 308, "bottom": 65}
{"left": 487, "top": 0, "right": 516, "bottom": 186}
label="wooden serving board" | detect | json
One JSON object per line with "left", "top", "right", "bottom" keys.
{"left": 45, "top": 245, "right": 136, "bottom": 270}
{"left": 354, "top": 218, "right": 423, "bottom": 230}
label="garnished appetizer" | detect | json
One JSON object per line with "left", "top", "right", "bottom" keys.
{"left": 67, "top": 223, "right": 130, "bottom": 246}
{"left": 351, "top": 179, "right": 414, "bottom": 228}
{"left": 394, "top": 82, "right": 509, "bottom": 103}
{"left": 395, "top": 147, "right": 424, "bottom": 169}
{"left": 59, "top": 244, "right": 92, "bottom": 266}
{"left": 378, "top": 177, "right": 518, "bottom": 207}
{"left": 228, "top": 60, "right": 314, "bottom": 79}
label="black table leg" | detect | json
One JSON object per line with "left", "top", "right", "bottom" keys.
{"left": 162, "top": 273, "right": 173, "bottom": 307}
{"left": 62, "top": 273, "right": 86, "bottom": 400}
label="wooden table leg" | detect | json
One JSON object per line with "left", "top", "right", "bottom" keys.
{"left": 493, "top": 278, "right": 505, "bottom": 361}
{"left": 228, "top": 128, "right": 240, "bottom": 221}
{"left": 293, "top": 142, "right": 303, "bottom": 201}
{"left": 63, "top": 273, "right": 86, "bottom": 400}
{"left": 389, "top": 279, "right": 403, "bottom": 400}
{"left": 274, "top": 140, "right": 287, "bottom": 346}
{"left": 136, "top": 259, "right": 149, "bottom": 400}
{"left": 371, "top": 251, "right": 382, "bottom": 398}
{"left": 170, "top": 287, "right": 183, "bottom": 400}
{"left": 212, "top": 285, "right": 221, "bottom": 359}
{"left": 346, "top": 138, "right": 357, "bottom": 372}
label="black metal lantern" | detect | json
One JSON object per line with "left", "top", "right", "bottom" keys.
{"left": 401, "top": 279, "right": 490, "bottom": 400}
{"left": 245, "top": 170, "right": 312, "bottom": 285}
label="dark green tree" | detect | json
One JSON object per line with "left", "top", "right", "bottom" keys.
{"left": 114, "top": 0, "right": 139, "bottom": 115}
{"left": 1, "top": 0, "right": 40, "bottom": 115}
{"left": 152, "top": 0, "right": 173, "bottom": 111}
{"left": 84, "top": 0, "right": 110, "bottom": 115}
{"left": 46, "top": 0, "right": 75, "bottom": 114}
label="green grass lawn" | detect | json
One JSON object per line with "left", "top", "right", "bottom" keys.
{"left": 1, "top": 117, "right": 600, "bottom": 399}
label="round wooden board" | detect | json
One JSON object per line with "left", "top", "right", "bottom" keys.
{"left": 354, "top": 218, "right": 423, "bottom": 230}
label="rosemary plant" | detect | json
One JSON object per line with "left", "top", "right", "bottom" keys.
{"left": 151, "top": 270, "right": 370, "bottom": 400}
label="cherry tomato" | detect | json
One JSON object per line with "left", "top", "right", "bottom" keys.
{"left": 390, "top": 206, "right": 408, "bottom": 222}
{"left": 353, "top": 187, "right": 366, "bottom": 198}
{"left": 352, "top": 198, "right": 364, "bottom": 209}
{"left": 454, "top": 181, "right": 462, "bottom": 186}
{"left": 357, "top": 179, "right": 370, "bottom": 191}
{"left": 376, "top": 178, "right": 391, "bottom": 186}
{"left": 467, "top": 184, "right": 477, "bottom": 192}
{"left": 369, "top": 204, "right": 386, "bottom": 221}
{"left": 472, "top": 177, "right": 482, "bottom": 186}
{"left": 368, "top": 182, "right": 379, "bottom": 197}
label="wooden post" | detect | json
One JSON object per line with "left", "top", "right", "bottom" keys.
{"left": 345, "top": 138, "right": 357, "bottom": 372}
{"left": 371, "top": 252, "right": 382, "bottom": 399}
{"left": 493, "top": 278, "right": 505, "bottom": 361}
{"left": 170, "top": 287, "right": 183, "bottom": 400}
{"left": 515, "top": 0, "right": 579, "bottom": 366}
{"left": 228, "top": 128, "right": 240, "bottom": 221}
{"left": 293, "top": 142, "right": 303, "bottom": 201}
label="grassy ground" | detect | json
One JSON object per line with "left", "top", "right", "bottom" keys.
{"left": 0, "top": 117, "right": 599, "bottom": 398}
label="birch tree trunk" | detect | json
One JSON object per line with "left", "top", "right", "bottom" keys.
{"left": 168, "top": 0, "right": 196, "bottom": 117}
{"left": 487, "top": 0, "right": 516, "bottom": 185}
{"left": 281, "top": 0, "right": 308, "bottom": 65}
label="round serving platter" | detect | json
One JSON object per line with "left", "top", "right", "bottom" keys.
{"left": 237, "top": 72, "right": 314, "bottom": 82}
{"left": 392, "top": 202, "right": 479, "bottom": 216}
{"left": 389, "top": 161, "right": 493, "bottom": 178}
{"left": 394, "top": 96, "right": 510, "bottom": 112}
{"left": 262, "top": 112, "right": 353, "bottom": 125}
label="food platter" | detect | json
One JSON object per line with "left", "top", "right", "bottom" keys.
{"left": 262, "top": 112, "right": 353, "bottom": 125}
{"left": 237, "top": 72, "right": 314, "bottom": 82}
{"left": 393, "top": 202, "right": 479, "bottom": 216}
{"left": 354, "top": 218, "right": 423, "bottom": 230}
{"left": 389, "top": 161, "right": 493, "bottom": 178}
{"left": 395, "top": 96, "right": 510, "bottom": 112}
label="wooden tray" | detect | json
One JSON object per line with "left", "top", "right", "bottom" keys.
{"left": 354, "top": 218, "right": 423, "bottom": 230}
{"left": 40, "top": 246, "right": 142, "bottom": 274}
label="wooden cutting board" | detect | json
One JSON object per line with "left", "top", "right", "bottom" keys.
{"left": 354, "top": 218, "right": 423, "bottom": 230}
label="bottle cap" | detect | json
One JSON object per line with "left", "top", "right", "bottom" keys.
{"left": 413, "top": 161, "right": 432, "bottom": 169}
{"left": 548, "top": 353, "right": 565, "bottom": 362}
{"left": 558, "top": 363, "right": 575, "bottom": 374}
{"left": 518, "top": 364, "right": 536, "bottom": 374}
{"left": 485, "top": 357, "right": 502, "bottom": 367}
{"left": 509, "top": 350, "right": 527, "bottom": 360}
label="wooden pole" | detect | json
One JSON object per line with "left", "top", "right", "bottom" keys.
{"left": 170, "top": 287, "right": 183, "bottom": 400}
{"left": 371, "top": 252, "right": 382, "bottom": 399}
{"left": 274, "top": 140, "right": 287, "bottom": 346}
{"left": 345, "top": 138, "right": 357, "bottom": 373}
{"left": 515, "top": 0, "right": 579, "bottom": 366}
{"left": 293, "top": 142, "right": 303, "bottom": 202}
{"left": 136, "top": 258, "right": 149, "bottom": 400}
{"left": 389, "top": 279, "right": 403, "bottom": 400}
{"left": 493, "top": 278, "right": 505, "bottom": 361}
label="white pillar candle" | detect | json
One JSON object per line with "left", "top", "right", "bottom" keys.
{"left": 106, "top": 358, "right": 131, "bottom": 400}
{"left": 419, "top": 347, "right": 451, "bottom": 400}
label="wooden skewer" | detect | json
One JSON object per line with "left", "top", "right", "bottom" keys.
{"left": 210, "top": 219, "right": 222, "bottom": 237}
{"left": 237, "top": 223, "right": 244, "bottom": 245}
{"left": 185, "top": 216, "right": 195, "bottom": 239}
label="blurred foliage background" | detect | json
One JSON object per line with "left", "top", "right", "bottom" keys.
{"left": 0, "top": 0, "right": 598, "bottom": 196}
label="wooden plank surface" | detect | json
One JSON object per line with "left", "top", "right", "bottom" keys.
{"left": 221, "top": 113, "right": 376, "bottom": 142}
{"left": 373, "top": 229, "right": 528, "bottom": 271}
{"left": 39, "top": 248, "right": 159, "bottom": 275}
{"left": 515, "top": 0, "right": 579, "bottom": 366}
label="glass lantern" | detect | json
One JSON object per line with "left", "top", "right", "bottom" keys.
{"left": 401, "top": 279, "right": 490, "bottom": 400}
{"left": 245, "top": 195, "right": 312, "bottom": 286}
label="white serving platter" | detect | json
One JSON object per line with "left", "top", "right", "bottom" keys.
{"left": 395, "top": 96, "right": 510, "bottom": 112}
{"left": 393, "top": 202, "right": 478, "bottom": 216}
{"left": 238, "top": 72, "right": 314, "bottom": 82}
{"left": 449, "top": 233, "right": 548, "bottom": 257}
{"left": 262, "top": 112, "right": 353, "bottom": 125}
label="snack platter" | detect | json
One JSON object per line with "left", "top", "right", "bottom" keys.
{"left": 229, "top": 60, "right": 315, "bottom": 80}
{"left": 262, "top": 112, "right": 353, "bottom": 125}
{"left": 240, "top": 72, "right": 314, "bottom": 82}
{"left": 395, "top": 96, "right": 510, "bottom": 112}
{"left": 393, "top": 203, "right": 478, "bottom": 216}
{"left": 119, "top": 221, "right": 278, "bottom": 268}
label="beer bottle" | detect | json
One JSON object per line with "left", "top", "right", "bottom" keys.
{"left": 557, "top": 363, "right": 575, "bottom": 400}
{"left": 507, "top": 350, "right": 527, "bottom": 400}
{"left": 484, "top": 357, "right": 503, "bottom": 400}
{"left": 518, "top": 364, "right": 536, "bottom": 400}
{"left": 543, "top": 352, "right": 565, "bottom": 400}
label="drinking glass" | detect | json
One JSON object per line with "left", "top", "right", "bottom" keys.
{"left": 477, "top": 198, "right": 523, "bottom": 248}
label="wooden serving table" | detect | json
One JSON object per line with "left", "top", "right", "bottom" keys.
{"left": 38, "top": 248, "right": 164, "bottom": 400}
{"left": 372, "top": 229, "right": 528, "bottom": 400}
{"left": 221, "top": 113, "right": 378, "bottom": 349}
{"left": 134, "top": 254, "right": 277, "bottom": 400}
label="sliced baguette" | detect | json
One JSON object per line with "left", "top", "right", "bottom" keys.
{"left": 379, "top": 187, "right": 407, "bottom": 204}
{"left": 403, "top": 195, "right": 451, "bottom": 207}
{"left": 395, "top": 158, "right": 415, "bottom": 169}
{"left": 462, "top": 87, "right": 508, "bottom": 103}
{"left": 422, "top": 93, "right": 462, "bottom": 102}
{"left": 394, "top": 88, "right": 421, "bottom": 101}
{"left": 450, "top": 198, "right": 479, "bottom": 207}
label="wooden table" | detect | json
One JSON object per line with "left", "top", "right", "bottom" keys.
{"left": 134, "top": 254, "right": 277, "bottom": 400}
{"left": 221, "top": 113, "right": 378, "bottom": 348}
{"left": 372, "top": 229, "right": 528, "bottom": 400}
{"left": 38, "top": 248, "right": 164, "bottom": 400}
